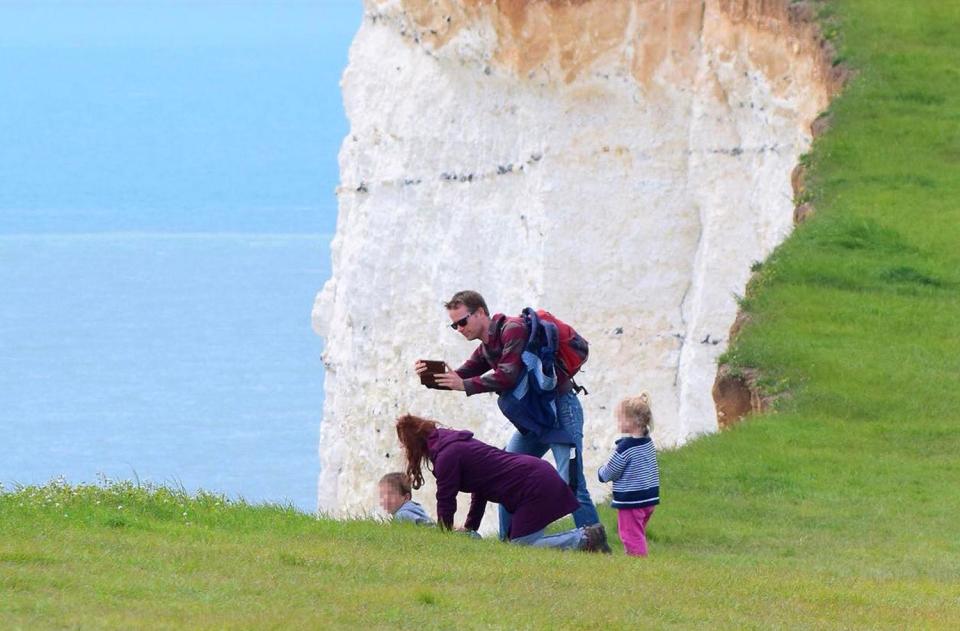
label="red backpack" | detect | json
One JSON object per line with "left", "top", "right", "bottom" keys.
{"left": 535, "top": 310, "right": 589, "bottom": 383}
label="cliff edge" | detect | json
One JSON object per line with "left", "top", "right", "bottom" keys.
{"left": 313, "top": 0, "right": 837, "bottom": 519}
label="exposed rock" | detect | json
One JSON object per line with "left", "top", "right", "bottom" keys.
{"left": 794, "top": 202, "right": 816, "bottom": 224}
{"left": 811, "top": 112, "right": 834, "bottom": 138}
{"left": 791, "top": 162, "right": 807, "bottom": 199}
{"left": 712, "top": 365, "right": 765, "bottom": 428}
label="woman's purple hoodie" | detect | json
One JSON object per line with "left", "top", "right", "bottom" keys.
{"left": 427, "top": 428, "right": 578, "bottom": 539}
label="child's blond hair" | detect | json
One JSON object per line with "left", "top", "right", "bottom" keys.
{"left": 619, "top": 392, "right": 653, "bottom": 435}
{"left": 379, "top": 472, "right": 412, "bottom": 497}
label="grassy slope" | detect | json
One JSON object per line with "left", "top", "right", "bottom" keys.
{"left": 3, "top": 1, "right": 959, "bottom": 628}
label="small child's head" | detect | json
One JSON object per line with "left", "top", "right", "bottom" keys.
{"left": 378, "top": 472, "right": 412, "bottom": 515}
{"left": 617, "top": 392, "right": 653, "bottom": 436}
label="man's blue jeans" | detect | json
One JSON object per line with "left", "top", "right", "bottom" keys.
{"left": 498, "top": 391, "right": 600, "bottom": 540}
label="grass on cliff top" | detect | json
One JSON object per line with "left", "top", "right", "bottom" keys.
{"left": 1, "top": 474, "right": 956, "bottom": 630}
{"left": 3, "top": 0, "right": 960, "bottom": 628}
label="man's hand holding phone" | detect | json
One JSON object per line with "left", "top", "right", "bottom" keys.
{"left": 415, "top": 359, "right": 463, "bottom": 391}
{"left": 434, "top": 369, "right": 464, "bottom": 391}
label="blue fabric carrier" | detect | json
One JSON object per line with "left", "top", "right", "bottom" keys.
{"left": 497, "top": 308, "right": 574, "bottom": 447}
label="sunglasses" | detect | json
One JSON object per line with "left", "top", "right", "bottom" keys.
{"left": 450, "top": 311, "right": 475, "bottom": 330}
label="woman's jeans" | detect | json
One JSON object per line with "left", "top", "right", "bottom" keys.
{"left": 498, "top": 391, "right": 600, "bottom": 540}
{"left": 510, "top": 526, "right": 584, "bottom": 550}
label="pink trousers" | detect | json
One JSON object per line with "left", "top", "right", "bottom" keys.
{"left": 617, "top": 506, "right": 656, "bottom": 556}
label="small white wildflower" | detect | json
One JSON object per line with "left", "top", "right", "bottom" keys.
{"left": 117, "top": 504, "right": 123, "bottom": 510}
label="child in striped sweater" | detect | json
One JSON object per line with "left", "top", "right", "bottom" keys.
{"left": 598, "top": 393, "right": 660, "bottom": 556}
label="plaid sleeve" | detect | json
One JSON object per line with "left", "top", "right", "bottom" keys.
{"left": 463, "top": 320, "right": 526, "bottom": 395}
{"left": 454, "top": 346, "right": 490, "bottom": 380}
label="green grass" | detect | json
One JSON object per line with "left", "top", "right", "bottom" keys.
{"left": 1, "top": 474, "right": 957, "bottom": 629}
{"left": 4, "top": 1, "right": 960, "bottom": 628}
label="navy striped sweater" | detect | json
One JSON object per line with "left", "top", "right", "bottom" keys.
{"left": 597, "top": 436, "right": 660, "bottom": 509}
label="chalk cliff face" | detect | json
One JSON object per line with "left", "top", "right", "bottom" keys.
{"left": 313, "top": 0, "right": 834, "bottom": 519}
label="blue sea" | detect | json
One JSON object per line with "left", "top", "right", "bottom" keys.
{"left": 0, "top": 1, "right": 361, "bottom": 511}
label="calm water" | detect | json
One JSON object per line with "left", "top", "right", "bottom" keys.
{"left": 0, "top": 2, "right": 361, "bottom": 511}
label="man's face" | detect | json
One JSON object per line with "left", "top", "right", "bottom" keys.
{"left": 448, "top": 304, "right": 484, "bottom": 341}
{"left": 379, "top": 483, "right": 409, "bottom": 514}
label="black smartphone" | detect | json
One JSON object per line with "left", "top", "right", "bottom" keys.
{"left": 419, "top": 360, "right": 450, "bottom": 390}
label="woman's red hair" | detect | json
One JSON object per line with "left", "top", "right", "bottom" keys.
{"left": 395, "top": 414, "right": 439, "bottom": 489}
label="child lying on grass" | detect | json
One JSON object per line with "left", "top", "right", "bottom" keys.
{"left": 378, "top": 472, "right": 483, "bottom": 538}
{"left": 378, "top": 472, "right": 435, "bottom": 525}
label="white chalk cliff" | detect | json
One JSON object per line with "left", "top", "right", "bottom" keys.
{"left": 313, "top": 0, "right": 836, "bottom": 521}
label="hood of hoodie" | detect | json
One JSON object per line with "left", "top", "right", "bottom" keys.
{"left": 427, "top": 428, "right": 474, "bottom": 462}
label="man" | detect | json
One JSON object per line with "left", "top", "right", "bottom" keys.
{"left": 415, "top": 290, "right": 599, "bottom": 539}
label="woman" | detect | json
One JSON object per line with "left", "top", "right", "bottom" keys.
{"left": 395, "top": 414, "right": 610, "bottom": 552}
